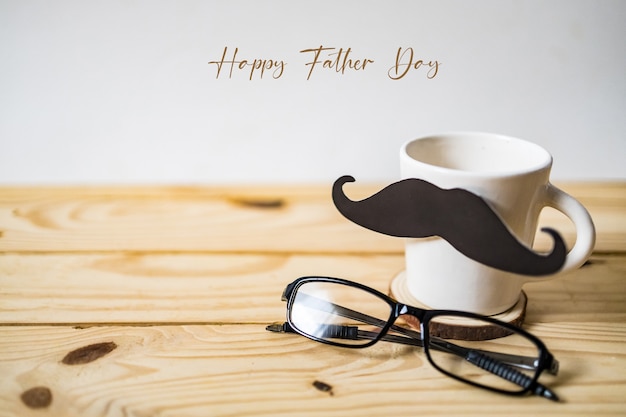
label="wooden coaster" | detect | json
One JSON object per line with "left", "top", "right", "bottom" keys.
{"left": 389, "top": 271, "right": 527, "bottom": 341}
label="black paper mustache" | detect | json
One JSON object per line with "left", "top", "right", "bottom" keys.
{"left": 332, "top": 175, "right": 566, "bottom": 276}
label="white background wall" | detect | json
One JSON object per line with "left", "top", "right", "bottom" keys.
{"left": 1, "top": 0, "right": 624, "bottom": 185}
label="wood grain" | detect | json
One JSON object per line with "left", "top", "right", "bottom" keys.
{"left": 0, "top": 184, "right": 625, "bottom": 416}
{"left": 0, "top": 253, "right": 402, "bottom": 324}
{"left": 1, "top": 253, "right": 623, "bottom": 325}
{"left": 0, "top": 183, "right": 624, "bottom": 253}
{"left": 1, "top": 323, "right": 625, "bottom": 417}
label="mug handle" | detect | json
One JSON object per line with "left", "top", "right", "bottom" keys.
{"left": 543, "top": 183, "right": 596, "bottom": 273}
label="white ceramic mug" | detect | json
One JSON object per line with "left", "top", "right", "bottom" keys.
{"left": 399, "top": 132, "right": 596, "bottom": 315}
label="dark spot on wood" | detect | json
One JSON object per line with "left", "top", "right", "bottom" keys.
{"left": 21, "top": 386, "right": 52, "bottom": 408}
{"left": 230, "top": 198, "right": 285, "bottom": 209}
{"left": 62, "top": 341, "right": 117, "bottom": 365}
{"left": 582, "top": 259, "right": 594, "bottom": 267}
{"left": 312, "top": 380, "right": 334, "bottom": 395}
{"left": 0, "top": 230, "right": 4, "bottom": 238}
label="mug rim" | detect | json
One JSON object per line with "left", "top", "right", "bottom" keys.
{"left": 401, "top": 132, "right": 553, "bottom": 178}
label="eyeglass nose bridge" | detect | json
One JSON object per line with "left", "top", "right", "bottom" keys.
{"left": 398, "top": 305, "right": 410, "bottom": 315}
{"left": 397, "top": 303, "right": 428, "bottom": 320}
{"left": 393, "top": 303, "right": 428, "bottom": 334}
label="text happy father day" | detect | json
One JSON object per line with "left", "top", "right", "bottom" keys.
{"left": 208, "top": 46, "right": 441, "bottom": 80}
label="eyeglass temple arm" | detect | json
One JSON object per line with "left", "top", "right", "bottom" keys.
{"left": 431, "top": 339, "right": 560, "bottom": 402}
{"left": 267, "top": 321, "right": 558, "bottom": 402}
{"left": 275, "top": 292, "right": 557, "bottom": 375}
{"left": 429, "top": 337, "right": 558, "bottom": 375}
{"left": 266, "top": 321, "right": 424, "bottom": 347}
{"left": 266, "top": 320, "right": 542, "bottom": 373}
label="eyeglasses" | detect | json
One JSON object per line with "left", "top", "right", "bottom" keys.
{"left": 267, "top": 276, "right": 561, "bottom": 401}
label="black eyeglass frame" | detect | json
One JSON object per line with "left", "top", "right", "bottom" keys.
{"left": 281, "top": 276, "right": 560, "bottom": 400}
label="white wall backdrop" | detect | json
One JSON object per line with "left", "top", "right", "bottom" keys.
{"left": 1, "top": 0, "right": 624, "bottom": 184}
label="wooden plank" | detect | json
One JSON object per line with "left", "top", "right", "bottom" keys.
{"left": 0, "top": 183, "right": 395, "bottom": 253}
{"left": 0, "top": 253, "right": 403, "bottom": 324}
{"left": 0, "top": 183, "right": 624, "bottom": 253}
{"left": 1, "top": 253, "right": 624, "bottom": 325}
{"left": 1, "top": 323, "right": 625, "bottom": 416}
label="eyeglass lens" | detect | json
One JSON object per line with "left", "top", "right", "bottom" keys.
{"left": 426, "top": 315, "right": 542, "bottom": 393}
{"left": 289, "top": 281, "right": 394, "bottom": 347}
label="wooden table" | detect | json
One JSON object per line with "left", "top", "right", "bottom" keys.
{"left": 1, "top": 183, "right": 625, "bottom": 416}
